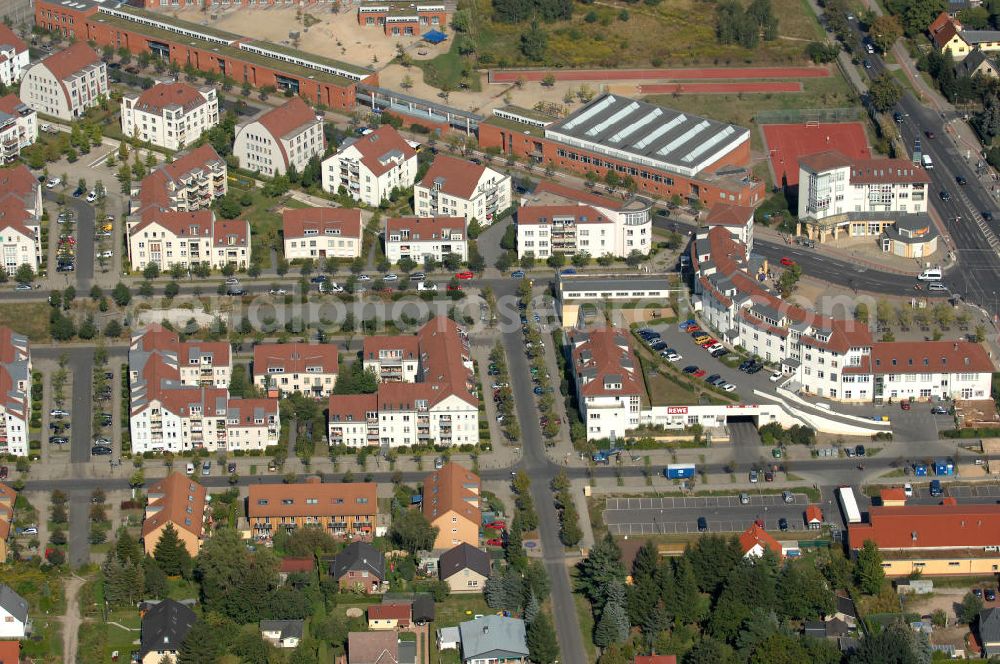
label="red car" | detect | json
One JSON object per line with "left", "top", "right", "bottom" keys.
{"left": 447, "top": 284, "right": 463, "bottom": 291}
{"left": 486, "top": 538, "right": 504, "bottom": 546}
{"left": 901, "top": 401, "right": 911, "bottom": 410}
{"left": 693, "top": 369, "right": 707, "bottom": 378}
{"left": 455, "top": 270, "right": 474, "bottom": 280}
{"left": 780, "top": 257, "right": 795, "bottom": 267}
{"left": 700, "top": 339, "right": 717, "bottom": 348}
{"left": 486, "top": 520, "right": 506, "bottom": 530}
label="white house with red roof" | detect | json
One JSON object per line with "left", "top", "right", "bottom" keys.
{"left": 126, "top": 209, "right": 250, "bottom": 272}
{"left": 0, "top": 326, "right": 31, "bottom": 457}
{"left": 0, "top": 94, "right": 37, "bottom": 160}
{"left": 233, "top": 97, "right": 325, "bottom": 177}
{"left": 131, "top": 144, "right": 228, "bottom": 216}
{"left": 0, "top": 24, "right": 27, "bottom": 88}
{"left": 384, "top": 215, "right": 467, "bottom": 264}
{"left": 414, "top": 154, "right": 511, "bottom": 225}
{"left": 129, "top": 325, "right": 279, "bottom": 453}
{"left": 0, "top": 164, "right": 42, "bottom": 275}
{"left": 328, "top": 317, "right": 478, "bottom": 448}
{"left": 19, "top": 42, "right": 107, "bottom": 120}
{"left": 567, "top": 326, "right": 644, "bottom": 441}
{"left": 121, "top": 81, "right": 219, "bottom": 150}
{"left": 282, "top": 207, "right": 363, "bottom": 260}
{"left": 739, "top": 522, "right": 783, "bottom": 559}
{"left": 252, "top": 342, "right": 340, "bottom": 397}
{"left": 322, "top": 125, "right": 418, "bottom": 206}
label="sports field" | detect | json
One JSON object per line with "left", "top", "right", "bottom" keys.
{"left": 490, "top": 66, "right": 830, "bottom": 83}
{"left": 637, "top": 82, "right": 803, "bottom": 94}
{"left": 761, "top": 122, "right": 871, "bottom": 187}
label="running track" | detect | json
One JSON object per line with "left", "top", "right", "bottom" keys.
{"left": 638, "top": 82, "right": 803, "bottom": 94}
{"left": 489, "top": 66, "right": 830, "bottom": 83}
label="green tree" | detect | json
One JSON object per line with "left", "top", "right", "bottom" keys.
{"left": 196, "top": 529, "right": 279, "bottom": 623}
{"left": 177, "top": 614, "right": 239, "bottom": 664}
{"left": 870, "top": 14, "right": 903, "bottom": 53}
{"left": 854, "top": 539, "right": 885, "bottom": 595}
{"left": 682, "top": 636, "right": 736, "bottom": 664}
{"left": 520, "top": 22, "right": 548, "bottom": 61}
{"left": 388, "top": 509, "right": 438, "bottom": 554}
{"left": 776, "top": 558, "right": 834, "bottom": 620}
{"left": 576, "top": 532, "right": 626, "bottom": 610}
{"left": 868, "top": 72, "right": 903, "bottom": 113}
{"left": 957, "top": 591, "right": 984, "bottom": 624}
{"left": 111, "top": 283, "right": 132, "bottom": 306}
{"left": 143, "top": 554, "right": 169, "bottom": 599}
{"left": 525, "top": 611, "right": 559, "bottom": 664}
{"left": 153, "top": 522, "right": 193, "bottom": 578}
{"left": 13, "top": 264, "right": 33, "bottom": 285}
{"left": 848, "top": 622, "right": 926, "bottom": 663}
{"left": 777, "top": 263, "right": 802, "bottom": 297}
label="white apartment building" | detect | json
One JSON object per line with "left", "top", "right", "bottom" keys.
{"left": 797, "top": 151, "right": 931, "bottom": 241}
{"left": 19, "top": 42, "right": 107, "bottom": 120}
{"left": 127, "top": 210, "right": 250, "bottom": 273}
{"left": 385, "top": 216, "right": 467, "bottom": 265}
{"left": 566, "top": 326, "right": 643, "bottom": 442}
{"left": 362, "top": 335, "right": 420, "bottom": 382}
{"left": 0, "top": 24, "right": 27, "bottom": 88}
{"left": 414, "top": 155, "right": 511, "bottom": 225}
{"left": 328, "top": 317, "right": 478, "bottom": 448}
{"left": 131, "top": 144, "right": 228, "bottom": 215}
{"left": 0, "top": 94, "right": 37, "bottom": 162}
{"left": 693, "top": 216, "right": 995, "bottom": 403}
{"left": 0, "top": 164, "right": 42, "bottom": 276}
{"left": 282, "top": 207, "right": 363, "bottom": 260}
{"left": 233, "top": 97, "right": 325, "bottom": 177}
{"left": 321, "top": 125, "right": 418, "bottom": 206}
{"left": 252, "top": 343, "right": 340, "bottom": 397}
{"left": 120, "top": 81, "right": 219, "bottom": 151}
{"left": 0, "top": 327, "right": 31, "bottom": 457}
{"left": 129, "top": 325, "right": 279, "bottom": 454}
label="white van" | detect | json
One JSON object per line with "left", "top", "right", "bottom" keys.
{"left": 918, "top": 268, "right": 942, "bottom": 281}
{"left": 921, "top": 154, "right": 933, "bottom": 169}
{"left": 186, "top": 462, "right": 195, "bottom": 474}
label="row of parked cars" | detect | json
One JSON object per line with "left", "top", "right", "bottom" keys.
{"left": 637, "top": 328, "right": 682, "bottom": 362}
{"left": 679, "top": 319, "right": 730, "bottom": 360}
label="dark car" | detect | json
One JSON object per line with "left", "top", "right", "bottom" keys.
{"left": 309, "top": 275, "right": 327, "bottom": 283}
{"left": 931, "top": 405, "right": 949, "bottom": 415}
{"left": 764, "top": 470, "right": 775, "bottom": 482}
{"left": 940, "top": 190, "right": 951, "bottom": 201}
{"left": 778, "top": 517, "right": 789, "bottom": 531}
{"left": 228, "top": 462, "right": 237, "bottom": 474}
{"left": 697, "top": 516, "right": 708, "bottom": 532}
{"left": 91, "top": 445, "right": 112, "bottom": 455}
{"left": 957, "top": 175, "right": 968, "bottom": 186}
{"left": 226, "top": 287, "right": 247, "bottom": 296}
{"left": 682, "top": 365, "right": 699, "bottom": 374}
{"left": 855, "top": 444, "right": 867, "bottom": 457}
{"left": 72, "top": 187, "right": 85, "bottom": 197}
{"left": 984, "top": 211, "right": 994, "bottom": 222}
{"left": 925, "top": 130, "right": 935, "bottom": 139}
{"left": 48, "top": 436, "right": 68, "bottom": 445}
{"left": 650, "top": 341, "right": 668, "bottom": 351}
{"left": 987, "top": 588, "right": 997, "bottom": 602}
{"left": 974, "top": 587, "right": 984, "bottom": 598}
{"left": 0, "top": 466, "right": 6, "bottom": 479}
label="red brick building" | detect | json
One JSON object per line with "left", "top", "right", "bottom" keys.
{"left": 479, "top": 98, "right": 764, "bottom": 207}
{"left": 356, "top": 1, "right": 448, "bottom": 36}
{"left": 35, "top": 1, "right": 377, "bottom": 111}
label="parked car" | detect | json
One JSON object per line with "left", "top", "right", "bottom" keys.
{"left": 697, "top": 516, "right": 708, "bottom": 532}
{"left": 903, "top": 483, "right": 913, "bottom": 497}
{"left": 21, "top": 526, "right": 37, "bottom": 535}
{"left": 86, "top": 190, "right": 98, "bottom": 203}
{"left": 931, "top": 405, "right": 949, "bottom": 415}
{"left": 201, "top": 461, "right": 211, "bottom": 476}
{"left": 0, "top": 466, "right": 6, "bottom": 480}
{"left": 769, "top": 371, "right": 784, "bottom": 382}
{"left": 987, "top": 588, "right": 997, "bottom": 602}
{"left": 511, "top": 270, "right": 525, "bottom": 279}
{"left": 228, "top": 462, "right": 237, "bottom": 474}
{"left": 778, "top": 518, "right": 788, "bottom": 532}
{"left": 45, "top": 177, "right": 61, "bottom": 189}
{"left": 455, "top": 270, "right": 474, "bottom": 280}
{"left": 782, "top": 490, "right": 794, "bottom": 503}
{"left": 91, "top": 446, "right": 112, "bottom": 455}
{"left": 49, "top": 409, "right": 68, "bottom": 417}
{"left": 486, "top": 538, "right": 504, "bottom": 546}
{"left": 739, "top": 493, "right": 749, "bottom": 504}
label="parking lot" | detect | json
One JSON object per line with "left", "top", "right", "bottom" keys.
{"left": 941, "top": 484, "right": 1000, "bottom": 500}
{"left": 603, "top": 493, "right": 813, "bottom": 535}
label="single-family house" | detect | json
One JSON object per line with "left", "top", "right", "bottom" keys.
{"left": 439, "top": 543, "right": 491, "bottom": 593}
{"left": 330, "top": 541, "right": 385, "bottom": 593}
{"left": 260, "top": 619, "right": 304, "bottom": 648}
{"left": 347, "top": 631, "right": 417, "bottom": 664}
{"left": 982, "top": 607, "right": 1000, "bottom": 658}
{"left": 738, "top": 522, "right": 783, "bottom": 559}
{"left": 278, "top": 557, "right": 316, "bottom": 584}
{"left": 805, "top": 505, "right": 823, "bottom": 529}
{"left": 459, "top": 616, "right": 529, "bottom": 664}
{"left": 423, "top": 463, "right": 481, "bottom": 550}
{"left": 0, "top": 584, "right": 28, "bottom": 639}
{"left": 139, "top": 599, "right": 195, "bottom": 664}
{"left": 833, "top": 594, "right": 858, "bottom": 629}
{"left": 368, "top": 603, "right": 411, "bottom": 630}
{"left": 412, "top": 594, "right": 435, "bottom": 624}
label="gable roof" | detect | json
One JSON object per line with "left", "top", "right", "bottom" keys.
{"left": 418, "top": 155, "right": 488, "bottom": 199}
{"left": 0, "top": 639, "right": 19, "bottom": 664}
{"left": 806, "top": 504, "right": 823, "bottom": 524}
{"left": 0, "top": 94, "right": 29, "bottom": 117}
{"left": 133, "top": 82, "right": 210, "bottom": 114}
{"left": 459, "top": 616, "right": 529, "bottom": 659}
{"left": 422, "top": 462, "right": 480, "bottom": 527}
{"left": 330, "top": 541, "right": 385, "bottom": 579}
{"left": 260, "top": 619, "right": 304, "bottom": 640}
{"left": 981, "top": 608, "right": 1000, "bottom": 643}
{"left": 933, "top": 17, "right": 962, "bottom": 48}
{"left": 342, "top": 124, "right": 417, "bottom": 177}
{"left": 0, "top": 23, "right": 26, "bottom": 56}
{"left": 40, "top": 41, "right": 100, "bottom": 81}
{"left": 283, "top": 207, "right": 363, "bottom": 241}
{"left": 368, "top": 603, "right": 411, "bottom": 621}
{"left": 849, "top": 502, "right": 1000, "bottom": 550}
{"left": 567, "top": 326, "right": 645, "bottom": 399}
{"left": 836, "top": 594, "right": 857, "bottom": 618}
{"left": 141, "top": 471, "right": 207, "bottom": 540}
{"left": 869, "top": 340, "right": 994, "bottom": 375}
{"left": 348, "top": 631, "right": 400, "bottom": 664}
{"left": 253, "top": 342, "right": 339, "bottom": 378}
{"left": 255, "top": 97, "right": 317, "bottom": 140}
{"left": 635, "top": 656, "right": 678, "bottom": 664}
{"left": 385, "top": 216, "right": 465, "bottom": 242}
{"left": 279, "top": 557, "right": 316, "bottom": 574}
{"left": 0, "top": 583, "right": 27, "bottom": 623}
{"left": 705, "top": 204, "right": 754, "bottom": 227}
{"left": 439, "top": 542, "right": 491, "bottom": 580}
{"left": 248, "top": 479, "right": 376, "bottom": 519}
{"left": 880, "top": 487, "right": 906, "bottom": 503}
{"left": 140, "top": 599, "right": 196, "bottom": 657}
{"left": 738, "top": 523, "right": 782, "bottom": 557}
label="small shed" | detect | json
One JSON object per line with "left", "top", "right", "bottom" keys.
{"left": 896, "top": 579, "right": 934, "bottom": 595}
{"left": 423, "top": 30, "right": 447, "bottom": 44}
{"left": 437, "top": 626, "right": 460, "bottom": 651}
{"left": 805, "top": 505, "right": 823, "bottom": 529}
{"left": 880, "top": 488, "right": 907, "bottom": 507}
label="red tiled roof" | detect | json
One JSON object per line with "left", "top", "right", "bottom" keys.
{"left": 282, "top": 207, "right": 362, "bottom": 241}
{"left": 849, "top": 503, "right": 1000, "bottom": 550}
{"left": 362, "top": 335, "right": 420, "bottom": 362}
{"left": 423, "top": 462, "right": 480, "bottom": 526}
{"left": 705, "top": 204, "right": 753, "bottom": 227}
{"left": 346, "top": 125, "right": 417, "bottom": 177}
{"left": 212, "top": 218, "right": 249, "bottom": 248}
{"left": 739, "top": 523, "right": 782, "bottom": 556}
{"left": 279, "top": 557, "right": 316, "bottom": 573}
{"left": 568, "top": 326, "right": 645, "bottom": 399}
{"left": 799, "top": 150, "right": 930, "bottom": 185}
{"left": 368, "top": 603, "right": 411, "bottom": 621}
{"left": 328, "top": 393, "right": 378, "bottom": 422}
{"left": 635, "top": 657, "right": 678, "bottom": 664}
{"left": 130, "top": 209, "right": 214, "bottom": 238}
{"left": 40, "top": 41, "right": 99, "bottom": 81}
{"left": 0, "top": 94, "right": 25, "bottom": 116}
{"left": 880, "top": 488, "right": 906, "bottom": 503}
{"left": 419, "top": 154, "right": 487, "bottom": 199}
{"left": 134, "top": 82, "right": 209, "bottom": 114}
{"left": 255, "top": 97, "right": 317, "bottom": 141}
{"left": 253, "top": 342, "right": 339, "bottom": 377}
{"left": 870, "top": 340, "right": 994, "bottom": 374}
{"left": 385, "top": 216, "right": 465, "bottom": 241}
{"left": 248, "top": 479, "right": 377, "bottom": 519}
{"left": 933, "top": 17, "right": 962, "bottom": 48}
{"left": 516, "top": 204, "right": 607, "bottom": 225}
{"left": 135, "top": 145, "right": 225, "bottom": 215}
{"left": 0, "top": 23, "right": 27, "bottom": 55}
{"left": 929, "top": 11, "right": 954, "bottom": 36}
{"left": 227, "top": 397, "right": 278, "bottom": 424}
{"left": 161, "top": 144, "right": 224, "bottom": 181}
{"left": 0, "top": 639, "right": 19, "bottom": 664}
{"left": 532, "top": 180, "right": 628, "bottom": 210}
{"left": 805, "top": 505, "right": 823, "bottom": 523}
{"left": 141, "top": 472, "right": 207, "bottom": 540}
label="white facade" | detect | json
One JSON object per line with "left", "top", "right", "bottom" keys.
{"left": 120, "top": 83, "right": 219, "bottom": 151}
{"left": 282, "top": 208, "right": 363, "bottom": 260}
{"left": 515, "top": 201, "right": 651, "bottom": 260}
{"left": 233, "top": 98, "right": 325, "bottom": 177}
{"left": 567, "top": 327, "right": 643, "bottom": 442}
{"left": 321, "top": 125, "right": 418, "bottom": 206}
{"left": 19, "top": 43, "right": 107, "bottom": 121}
{"left": 0, "top": 585, "right": 27, "bottom": 639}
{"left": 0, "top": 100, "right": 37, "bottom": 162}
{"left": 415, "top": 155, "right": 512, "bottom": 224}
{"left": 0, "top": 165, "right": 42, "bottom": 276}
{"left": 798, "top": 152, "right": 930, "bottom": 221}
{"left": 385, "top": 216, "right": 468, "bottom": 264}
{"left": 0, "top": 328, "right": 30, "bottom": 458}
{"left": 127, "top": 212, "right": 250, "bottom": 273}
{"left": 0, "top": 25, "right": 28, "bottom": 88}
{"left": 0, "top": 222, "right": 38, "bottom": 275}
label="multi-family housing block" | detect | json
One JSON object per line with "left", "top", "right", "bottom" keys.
{"left": 384, "top": 216, "right": 468, "bottom": 264}
{"left": 693, "top": 212, "right": 995, "bottom": 403}
{"left": 282, "top": 207, "right": 363, "bottom": 260}
{"left": 252, "top": 343, "right": 340, "bottom": 397}
{"left": 414, "top": 155, "right": 511, "bottom": 224}
{"left": 19, "top": 41, "right": 107, "bottom": 120}
{"left": 0, "top": 94, "right": 37, "bottom": 162}
{"left": 357, "top": 1, "right": 449, "bottom": 36}
{"left": 0, "top": 327, "right": 30, "bottom": 457}
{"left": 0, "top": 164, "right": 42, "bottom": 276}
{"left": 567, "top": 326, "right": 643, "bottom": 441}
{"left": 141, "top": 471, "right": 207, "bottom": 558}
{"left": 516, "top": 181, "right": 652, "bottom": 260}
{"left": 120, "top": 81, "right": 219, "bottom": 151}
{"left": 327, "top": 317, "right": 478, "bottom": 449}
{"left": 0, "top": 24, "right": 28, "bottom": 88}
{"left": 248, "top": 478, "right": 376, "bottom": 541}
{"left": 321, "top": 125, "right": 418, "bottom": 206}
{"left": 127, "top": 210, "right": 250, "bottom": 273}
{"left": 423, "top": 463, "right": 480, "bottom": 550}
{"left": 234, "top": 97, "right": 325, "bottom": 177}
{"left": 128, "top": 325, "right": 280, "bottom": 453}
{"left": 130, "top": 144, "right": 228, "bottom": 215}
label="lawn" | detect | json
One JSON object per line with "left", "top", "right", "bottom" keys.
{"left": 0, "top": 302, "right": 52, "bottom": 342}
{"left": 224, "top": 183, "right": 298, "bottom": 268}
{"left": 435, "top": 593, "right": 491, "bottom": 627}
{"left": 572, "top": 586, "right": 597, "bottom": 663}
{"left": 4, "top": 565, "right": 67, "bottom": 664}
{"left": 76, "top": 610, "right": 141, "bottom": 664}
{"left": 647, "top": 73, "right": 857, "bottom": 140}
{"left": 413, "top": 38, "right": 483, "bottom": 92}
{"left": 465, "top": 0, "right": 825, "bottom": 71}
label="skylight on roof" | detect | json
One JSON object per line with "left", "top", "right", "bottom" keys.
{"left": 633, "top": 113, "right": 687, "bottom": 150}
{"left": 609, "top": 108, "right": 662, "bottom": 144}
{"left": 585, "top": 101, "right": 640, "bottom": 137}
{"left": 562, "top": 95, "right": 617, "bottom": 131}
{"left": 657, "top": 120, "right": 711, "bottom": 157}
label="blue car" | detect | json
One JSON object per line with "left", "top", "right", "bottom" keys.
{"left": 511, "top": 270, "right": 525, "bottom": 279}
{"left": 560, "top": 268, "right": 577, "bottom": 275}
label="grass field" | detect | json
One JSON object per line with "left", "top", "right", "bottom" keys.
{"left": 414, "top": 38, "right": 484, "bottom": 92}
{"left": 465, "top": 0, "right": 825, "bottom": 70}
{"left": 0, "top": 301, "right": 51, "bottom": 342}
